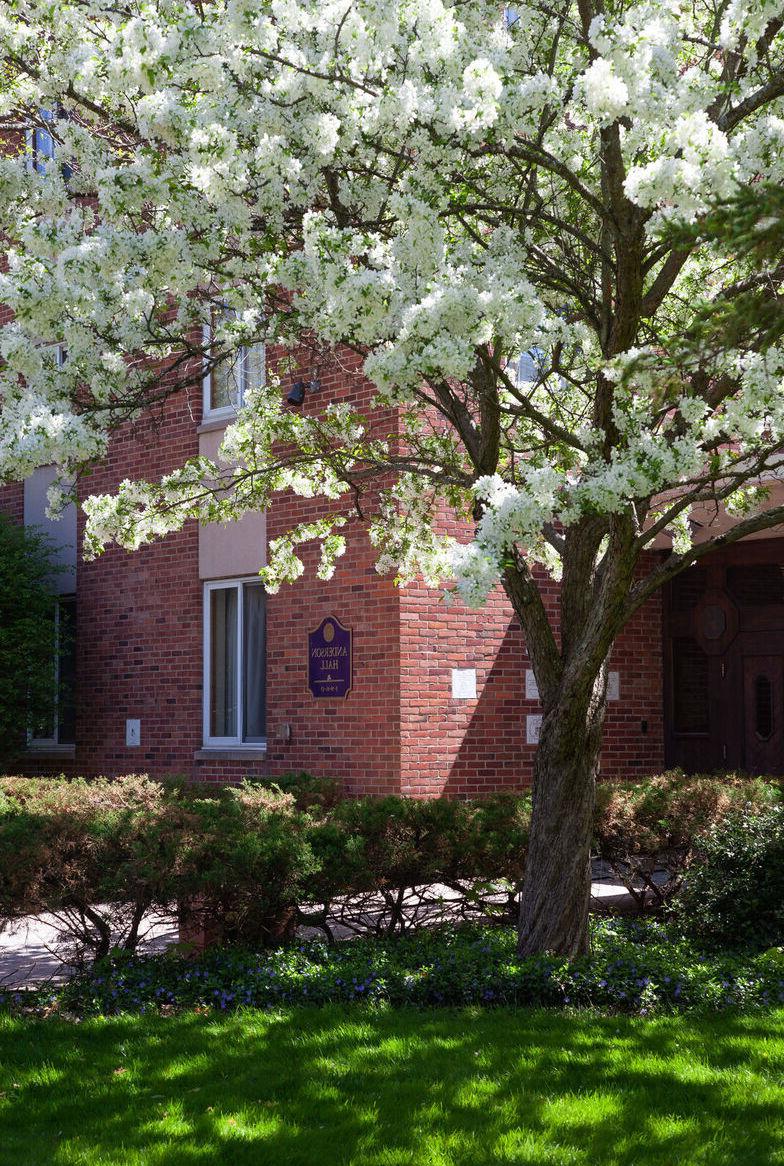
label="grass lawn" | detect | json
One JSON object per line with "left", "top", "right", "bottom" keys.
{"left": 2, "top": 1007, "right": 784, "bottom": 1165}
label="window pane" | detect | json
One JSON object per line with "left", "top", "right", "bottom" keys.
{"left": 755, "top": 674, "right": 773, "bottom": 740}
{"left": 32, "top": 110, "right": 56, "bottom": 174}
{"left": 209, "top": 306, "right": 242, "bottom": 412}
{"left": 727, "top": 564, "right": 784, "bottom": 606}
{"left": 243, "top": 584, "right": 266, "bottom": 741}
{"left": 670, "top": 566, "right": 706, "bottom": 612}
{"left": 243, "top": 343, "right": 265, "bottom": 398}
{"left": 210, "top": 587, "right": 238, "bottom": 737}
{"left": 57, "top": 596, "right": 76, "bottom": 745}
{"left": 30, "top": 602, "right": 58, "bottom": 741}
{"left": 672, "top": 637, "right": 709, "bottom": 734}
{"left": 210, "top": 355, "right": 243, "bottom": 411}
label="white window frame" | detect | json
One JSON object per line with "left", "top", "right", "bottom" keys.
{"left": 28, "top": 593, "right": 76, "bottom": 750}
{"left": 203, "top": 577, "right": 267, "bottom": 748}
{"left": 33, "top": 342, "right": 66, "bottom": 367}
{"left": 202, "top": 321, "right": 265, "bottom": 421}
{"left": 508, "top": 348, "right": 545, "bottom": 387}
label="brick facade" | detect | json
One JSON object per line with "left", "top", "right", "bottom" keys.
{"left": 398, "top": 563, "right": 664, "bottom": 798}
{"left": 0, "top": 350, "right": 667, "bottom": 793}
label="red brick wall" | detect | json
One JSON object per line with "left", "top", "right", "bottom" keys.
{"left": 398, "top": 556, "right": 664, "bottom": 798}
{"left": 400, "top": 582, "right": 526, "bottom": 797}
{"left": 0, "top": 294, "right": 23, "bottom": 527}
{"left": 245, "top": 351, "right": 401, "bottom": 793}
{"left": 0, "top": 480, "right": 23, "bottom": 524}
{"left": 603, "top": 568, "right": 665, "bottom": 782}
{"left": 250, "top": 529, "right": 401, "bottom": 795}
{"left": 0, "top": 345, "right": 665, "bottom": 793}
{"left": 0, "top": 391, "right": 204, "bottom": 780}
{"left": 0, "top": 349, "right": 404, "bottom": 789}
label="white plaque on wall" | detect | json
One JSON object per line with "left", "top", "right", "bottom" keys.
{"left": 525, "top": 669, "right": 539, "bottom": 701}
{"left": 526, "top": 714, "right": 542, "bottom": 745}
{"left": 451, "top": 668, "right": 477, "bottom": 700}
{"left": 607, "top": 671, "right": 620, "bottom": 701}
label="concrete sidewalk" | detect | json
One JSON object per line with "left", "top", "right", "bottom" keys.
{"left": 0, "top": 876, "right": 640, "bottom": 989}
{"left": 0, "top": 911, "right": 178, "bottom": 990}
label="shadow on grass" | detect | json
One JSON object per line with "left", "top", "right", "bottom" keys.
{"left": 1, "top": 1007, "right": 784, "bottom": 1165}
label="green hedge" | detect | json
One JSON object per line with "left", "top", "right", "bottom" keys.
{"left": 0, "top": 770, "right": 780, "bottom": 959}
{"left": 593, "top": 770, "right": 781, "bottom": 908}
{"left": 674, "top": 803, "right": 784, "bottom": 950}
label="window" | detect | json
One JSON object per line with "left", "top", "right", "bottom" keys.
{"left": 727, "top": 564, "right": 784, "bottom": 607}
{"left": 27, "top": 109, "right": 56, "bottom": 174}
{"left": 203, "top": 579, "right": 266, "bottom": 746}
{"left": 672, "top": 636, "right": 709, "bottom": 734}
{"left": 27, "top": 109, "right": 73, "bottom": 180}
{"left": 670, "top": 565, "right": 707, "bottom": 612}
{"left": 29, "top": 594, "right": 76, "bottom": 748}
{"left": 506, "top": 347, "right": 548, "bottom": 387}
{"left": 510, "top": 351, "right": 539, "bottom": 385}
{"left": 755, "top": 674, "right": 774, "bottom": 741}
{"left": 203, "top": 313, "right": 265, "bottom": 419}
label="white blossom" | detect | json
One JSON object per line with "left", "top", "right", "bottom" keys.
{"left": 578, "top": 58, "right": 629, "bottom": 126}
{"left": 0, "top": 0, "right": 782, "bottom": 596}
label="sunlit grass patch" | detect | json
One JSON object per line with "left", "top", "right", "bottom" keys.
{"left": 2, "top": 1008, "right": 784, "bottom": 1165}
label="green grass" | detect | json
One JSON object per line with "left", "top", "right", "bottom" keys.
{"left": 2, "top": 1007, "right": 784, "bottom": 1165}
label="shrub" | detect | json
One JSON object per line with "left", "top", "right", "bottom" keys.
{"left": 171, "top": 783, "right": 316, "bottom": 948}
{"left": 303, "top": 793, "right": 530, "bottom": 936}
{"left": 0, "top": 774, "right": 173, "bottom": 961}
{"left": 593, "top": 771, "right": 781, "bottom": 910}
{"left": 675, "top": 804, "right": 784, "bottom": 950}
{"left": 257, "top": 771, "right": 343, "bottom": 811}
{"left": 0, "top": 777, "right": 314, "bottom": 959}
{"left": 2, "top": 770, "right": 781, "bottom": 962}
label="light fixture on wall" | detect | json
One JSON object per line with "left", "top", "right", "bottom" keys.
{"left": 285, "top": 377, "right": 321, "bottom": 406}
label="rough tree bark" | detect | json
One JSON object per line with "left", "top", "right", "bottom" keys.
{"left": 503, "top": 520, "right": 635, "bottom": 956}
{"left": 517, "top": 670, "right": 606, "bottom": 957}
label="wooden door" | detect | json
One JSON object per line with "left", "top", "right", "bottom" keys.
{"left": 664, "top": 542, "right": 784, "bottom": 774}
{"left": 743, "top": 656, "right": 784, "bottom": 775}
{"left": 664, "top": 564, "right": 737, "bottom": 772}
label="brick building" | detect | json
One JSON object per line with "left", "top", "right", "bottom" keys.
{"left": 0, "top": 291, "right": 766, "bottom": 801}
{"left": 4, "top": 132, "right": 784, "bottom": 793}
{"left": 0, "top": 318, "right": 680, "bottom": 794}
{"left": 5, "top": 339, "right": 784, "bottom": 790}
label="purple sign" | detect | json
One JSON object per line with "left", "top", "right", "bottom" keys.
{"left": 308, "top": 617, "right": 353, "bottom": 699}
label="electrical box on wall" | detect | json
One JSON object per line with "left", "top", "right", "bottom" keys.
{"left": 125, "top": 719, "right": 141, "bottom": 747}
{"left": 526, "top": 714, "right": 542, "bottom": 745}
{"left": 451, "top": 668, "right": 477, "bottom": 699}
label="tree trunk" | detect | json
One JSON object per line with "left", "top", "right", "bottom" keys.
{"left": 517, "top": 672, "right": 606, "bottom": 957}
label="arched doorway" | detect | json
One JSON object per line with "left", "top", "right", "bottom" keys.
{"left": 664, "top": 538, "right": 784, "bottom": 775}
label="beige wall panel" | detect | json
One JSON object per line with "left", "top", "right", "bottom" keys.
{"left": 650, "top": 478, "right": 784, "bottom": 550}
{"left": 23, "top": 466, "right": 77, "bottom": 593}
{"left": 198, "top": 427, "right": 267, "bottom": 579}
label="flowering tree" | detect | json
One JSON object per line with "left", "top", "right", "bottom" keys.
{"left": 2, "top": 0, "right": 784, "bottom": 955}
{"left": 671, "top": 180, "right": 784, "bottom": 355}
